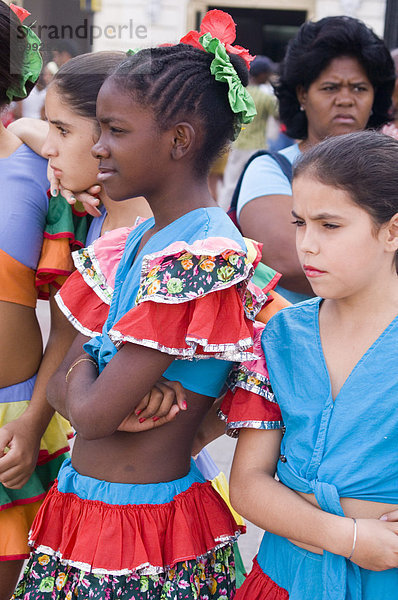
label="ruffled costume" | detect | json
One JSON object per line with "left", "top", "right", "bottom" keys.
{"left": 36, "top": 193, "right": 90, "bottom": 299}
{"left": 85, "top": 206, "right": 251, "bottom": 587}
{"left": 0, "top": 145, "right": 73, "bottom": 561}
{"left": 221, "top": 300, "right": 398, "bottom": 600}
{"left": 15, "top": 207, "right": 274, "bottom": 598}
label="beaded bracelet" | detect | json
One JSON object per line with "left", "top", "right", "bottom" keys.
{"left": 65, "top": 357, "right": 98, "bottom": 383}
{"left": 348, "top": 518, "right": 357, "bottom": 560}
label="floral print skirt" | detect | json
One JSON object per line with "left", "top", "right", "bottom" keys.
{"left": 13, "top": 546, "right": 236, "bottom": 600}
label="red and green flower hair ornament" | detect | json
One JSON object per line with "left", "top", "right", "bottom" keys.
{"left": 180, "top": 10, "right": 256, "bottom": 138}
{"left": 180, "top": 9, "right": 254, "bottom": 69}
{"left": 6, "top": 3, "right": 43, "bottom": 103}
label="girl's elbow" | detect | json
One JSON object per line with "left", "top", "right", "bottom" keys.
{"left": 47, "top": 372, "right": 64, "bottom": 411}
{"left": 229, "top": 478, "right": 248, "bottom": 517}
{"left": 69, "top": 408, "right": 116, "bottom": 440}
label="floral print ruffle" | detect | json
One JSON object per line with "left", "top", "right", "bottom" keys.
{"left": 226, "top": 364, "right": 276, "bottom": 402}
{"left": 136, "top": 249, "right": 251, "bottom": 306}
{"left": 13, "top": 546, "right": 236, "bottom": 600}
{"left": 74, "top": 245, "right": 113, "bottom": 305}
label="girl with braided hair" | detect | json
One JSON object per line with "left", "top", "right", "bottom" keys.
{"left": 13, "top": 11, "right": 278, "bottom": 600}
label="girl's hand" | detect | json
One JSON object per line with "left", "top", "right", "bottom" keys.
{"left": 48, "top": 165, "right": 102, "bottom": 217}
{"left": 380, "top": 510, "right": 398, "bottom": 522}
{"left": 350, "top": 518, "right": 398, "bottom": 571}
{"left": 117, "top": 379, "right": 188, "bottom": 433}
{"left": 0, "top": 417, "right": 41, "bottom": 489}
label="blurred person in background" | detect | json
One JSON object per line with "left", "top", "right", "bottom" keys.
{"left": 218, "top": 55, "right": 278, "bottom": 209}
{"left": 52, "top": 39, "right": 78, "bottom": 68}
{"left": 235, "top": 16, "right": 395, "bottom": 303}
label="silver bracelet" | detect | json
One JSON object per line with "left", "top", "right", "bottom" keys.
{"left": 348, "top": 518, "right": 357, "bottom": 560}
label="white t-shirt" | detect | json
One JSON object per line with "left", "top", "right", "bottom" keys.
{"left": 236, "top": 143, "right": 300, "bottom": 221}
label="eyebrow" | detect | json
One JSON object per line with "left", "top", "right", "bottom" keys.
{"left": 291, "top": 210, "right": 342, "bottom": 220}
{"left": 320, "top": 80, "right": 369, "bottom": 86}
{"left": 98, "top": 116, "right": 127, "bottom": 125}
{"left": 49, "top": 119, "right": 71, "bottom": 128}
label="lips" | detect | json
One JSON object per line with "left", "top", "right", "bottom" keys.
{"left": 333, "top": 114, "right": 356, "bottom": 123}
{"left": 303, "top": 265, "right": 326, "bottom": 278}
{"left": 97, "top": 165, "right": 117, "bottom": 182}
{"left": 50, "top": 165, "right": 62, "bottom": 178}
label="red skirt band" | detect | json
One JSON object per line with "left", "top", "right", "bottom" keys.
{"left": 29, "top": 463, "right": 243, "bottom": 576}
{"left": 236, "top": 557, "right": 289, "bottom": 599}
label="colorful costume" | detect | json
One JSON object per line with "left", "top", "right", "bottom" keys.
{"left": 222, "top": 298, "right": 398, "bottom": 600}
{"left": 87, "top": 204, "right": 251, "bottom": 588}
{"left": 0, "top": 145, "right": 72, "bottom": 561}
{"left": 15, "top": 207, "right": 270, "bottom": 599}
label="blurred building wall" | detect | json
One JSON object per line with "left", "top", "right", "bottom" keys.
{"left": 92, "top": 0, "right": 387, "bottom": 55}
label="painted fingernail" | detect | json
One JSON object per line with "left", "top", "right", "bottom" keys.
{"left": 182, "top": 401, "right": 187, "bottom": 410}
{"left": 135, "top": 409, "right": 142, "bottom": 416}
{"left": 380, "top": 515, "right": 388, "bottom": 521}
{"left": 139, "top": 417, "right": 146, "bottom": 423}
{"left": 70, "top": 196, "right": 76, "bottom": 202}
{"left": 152, "top": 417, "right": 159, "bottom": 422}
{"left": 51, "top": 189, "right": 58, "bottom": 196}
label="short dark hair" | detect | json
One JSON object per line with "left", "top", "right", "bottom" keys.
{"left": 52, "top": 39, "right": 79, "bottom": 58}
{"left": 0, "top": 0, "right": 34, "bottom": 107}
{"left": 275, "top": 16, "right": 395, "bottom": 139}
{"left": 294, "top": 130, "right": 398, "bottom": 271}
{"left": 108, "top": 43, "right": 249, "bottom": 174}
{"left": 52, "top": 51, "right": 125, "bottom": 119}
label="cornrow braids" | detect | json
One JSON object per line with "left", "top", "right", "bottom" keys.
{"left": 109, "top": 43, "right": 249, "bottom": 174}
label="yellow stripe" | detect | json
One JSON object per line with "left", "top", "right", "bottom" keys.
{"left": 0, "top": 402, "right": 72, "bottom": 456}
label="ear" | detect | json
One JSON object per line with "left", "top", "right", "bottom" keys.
{"left": 170, "top": 122, "right": 195, "bottom": 161}
{"left": 384, "top": 212, "right": 398, "bottom": 253}
{"left": 296, "top": 85, "right": 307, "bottom": 110}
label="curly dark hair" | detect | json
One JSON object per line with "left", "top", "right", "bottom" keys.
{"left": 275, "top": 16, "right": 395, "bottom": 139}
{"left": 0, "top": 0, "right": 33, "bottom": 107}
{"left": 108, "top": 43, "right": 249, "bottom": 174}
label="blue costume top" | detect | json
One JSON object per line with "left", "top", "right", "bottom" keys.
{"left": 57, "top": 207, "right": 267, "bottom": 398}
{"left": 264, "top": 298, "right": 398, "bottom": 505}
{"left": 225, "top": 297, "right": 398, "bottom": 600}
{"left": 0, "top": 144, "right": 48, "bottom": 307}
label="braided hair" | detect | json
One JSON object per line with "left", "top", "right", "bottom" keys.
{"left": 108, "top": 43, "right": 249, "bottom": 174}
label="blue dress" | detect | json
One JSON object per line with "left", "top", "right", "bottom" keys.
{"left": 226, "top": 297, "right": 398, "bottom": 600}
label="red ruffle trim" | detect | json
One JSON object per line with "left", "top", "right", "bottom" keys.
{"left": 29, "top": 479, "right": 243, "bottom": 574}
{"left": 110, "top": 287, "right": 255, "bottom": 360}
{"left": 236, "top": 557, "right": 289, "bottom": 599}
{"left": 221, "top": 388, "right": 282, "bottom": 426}
{"left": 57, "top": 271, "right": 110, "bottom": 336}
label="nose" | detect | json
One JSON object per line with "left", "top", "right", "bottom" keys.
{"left": 41, "top": 134, "right": 57, "bottom": 159}
{"left": 296, "top": 224, "right": 319, "bottom": 256}
{"left": 335, "top": 86, "right": 354, "bottom": 106}
{"left": 91, "top": 135, "right": 109, "bottom": 160}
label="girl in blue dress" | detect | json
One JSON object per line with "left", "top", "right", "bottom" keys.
{"left": 225, "top": 130, "right": 398, "bottom": 600}
{"left": 13, "top": 14, "right": 267, "bottom": 600}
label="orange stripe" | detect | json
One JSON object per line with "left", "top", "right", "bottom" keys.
{"left": 0, "top": 501, "right": 42, "bottom": 558}
{"left": 0, "top": 249, "right": 37, "bottom": 307}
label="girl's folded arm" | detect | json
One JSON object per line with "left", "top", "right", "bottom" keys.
{"left": 229, "top": 428, "right": 398, "bottom": 571}
{"left": 47, "top": 332, "right": 91, "bottom": 419}
{"left": 63, "top": 342, "right": 174, "bottom": 440}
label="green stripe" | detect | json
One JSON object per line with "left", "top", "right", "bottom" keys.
{"left": 0, "top": 453, "right": 69, "bottom": 508}
{"left": 251, "top": 261, "right": 277, "bottom": 290}
{"left": 45, "top": 194, "right": 90, "bottom": 246}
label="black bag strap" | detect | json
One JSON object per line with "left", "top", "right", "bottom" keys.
{"left": 228, "top": 149, "right": 293, "bottom": 214}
